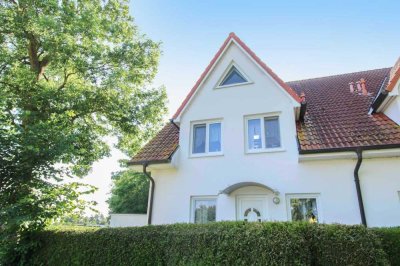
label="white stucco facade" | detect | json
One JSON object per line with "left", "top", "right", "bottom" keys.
{"left": 384, "top": 81, "right": 400, "bottom": 125}
{"left": 110, "top": 214, "right": 147, "bottom": 227}
{"left": 136, "top": 39, "right": 400, "bottom": 227}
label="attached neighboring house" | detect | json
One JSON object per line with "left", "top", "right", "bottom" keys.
{"left": 129, "top": 33, "right": 400, "bottom": 227}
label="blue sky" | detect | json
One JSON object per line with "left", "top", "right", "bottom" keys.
{"left": 85, "top": 0, "right": 400, "bottom": 215}
{"left": 131, "top": 0, "right": 400, "bottom": 117}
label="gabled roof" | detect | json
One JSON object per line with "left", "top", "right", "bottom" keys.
{"left": 129, "top": 34, "right": 400, "bottom": 164}
{"left": 129, "top": 67, "right": 400, "bottom": 164}
{"left": 290, "top": 68, "right": 400, "bottom": 153}
{"left": 172, "top": 32, "right": 301, "bottom": 120}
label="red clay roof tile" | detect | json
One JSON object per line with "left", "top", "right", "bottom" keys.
{"left": 129, "top": 123, "right": 179, "bottom": 164}
{"left": 289, "top": 68, "right": 400, "bottom": 153}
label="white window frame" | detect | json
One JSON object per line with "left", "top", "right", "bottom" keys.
{"left": 190, "top": 196, "right": 217, "bottom": 223}
{"left": 244, "top": 112, "right": 284, "bottom": 153}
{"left": 286, "top": 193, "right": 322, "bottom": 222}
{"left": 215, "top": 61, "right": 252, "bottom": 89}
{"left": 190, "top": 119, "right": 223, "bottom": 157}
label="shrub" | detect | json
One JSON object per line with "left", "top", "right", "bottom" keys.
{"left": 30, "top": 222, "right": 390, "bottom": 266}
{"left": 304, "top": 224, "right": 388, "bottom": 266}
{"left": 374, "top": 227, "right": 400, "bottom": 266}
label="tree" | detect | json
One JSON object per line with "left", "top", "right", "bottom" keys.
{"left": 55, "top": 212, "right": 108, "bottom": 226}
{"left": 0, "top": 0, "right": 166, "bottom": 263}
{"left": 108, "top": 170, "right": 149, "bottom": 214}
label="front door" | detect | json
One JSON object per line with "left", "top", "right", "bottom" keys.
{"left": 237, "top": 195, "right": 268, "bottom": 222}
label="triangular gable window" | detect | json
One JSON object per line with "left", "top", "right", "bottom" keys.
{"left": 219, "top": 66, "right": 248, "bottom": 86}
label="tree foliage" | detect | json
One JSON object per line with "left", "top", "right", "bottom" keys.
{"left": 0, "top": 0, "right": 166, "bottom": 263}
{"left": 108, "top": 170, "right": 149, "bottom": 214}
{"left": 55, "top": 213, "right": 109, "bottom": 227}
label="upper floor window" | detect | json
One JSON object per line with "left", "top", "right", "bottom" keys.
{"left": 245, "top": 114, "right": 281, "bottom": 152}
{"left": 220, "top": 66, "right": 248, "bottom": 86}
{"left": 216, "top": 62, "right": 251, "bottom": 89}
{"left": 191, "top": 120, "right": 222, "bottom": 155}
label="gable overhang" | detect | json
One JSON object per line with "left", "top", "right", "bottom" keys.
{"left": 172, "top": 32, "right": 301, "bottom": 123}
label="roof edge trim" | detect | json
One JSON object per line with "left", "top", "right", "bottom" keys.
{"left": 298, "top": 144, "right": 400, "bottom": 155}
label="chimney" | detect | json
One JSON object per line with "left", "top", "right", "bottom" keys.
{"left": 360, "top": 78, "right": 367, "bottom": 95}
{"left": 356, "top": 81, "right": 362, "bottom": 93}
{"left": 349, "top": 82, "right": 355, "bottom": 93}
{"left": 300, "top": 92, "right": 306, "bottom": 103}
{"left": 299, "top": 92, "right": 307, "bottom": 121}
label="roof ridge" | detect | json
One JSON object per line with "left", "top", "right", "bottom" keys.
{"left": 287, "top": 67, "right": 391, "bottom": 84}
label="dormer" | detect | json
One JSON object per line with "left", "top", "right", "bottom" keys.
{"left": 370, "top": 57, "right": 400, "bottom": 124}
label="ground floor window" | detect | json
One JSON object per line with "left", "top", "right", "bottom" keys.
{"left": 191, "top": 196, "right": 216, "bottom": 224}
{"left": 286, "top": 194, "right": 320, "bottom": 223}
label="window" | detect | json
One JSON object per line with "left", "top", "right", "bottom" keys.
{"left": 246, "top": 115, "right": 281, "bottom": 152}
{"left": 248, "top": 119, "right": 262, "bottom": 149}
{"left": 191, "top": 121, "right": 222, "bottom": 155}
{"left": 286, "top": 194, "right": 320, "bottom": 223}
{"left": 193, "top": 124, "right": 206, "bottom": 154}
{"left": 191, "top": 197, "right": 216, "bottom": 224}
{"left": 220, "top": 66, "right": 248, "bottom": 86}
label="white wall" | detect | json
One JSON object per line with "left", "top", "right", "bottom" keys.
{"left": 385, "top": 97, "right": 400, "bottom": 125}
{"left": 360, "top": 157, "right": 400, "bottom": 227}
{"left": 109, "top": 214, "right": 147, "bottom": 227}
{"left": 384, "top": 78, "right": 400, "bottom": 124}
{"left": 149, "top": 41, "right": 400, "bottom": 227}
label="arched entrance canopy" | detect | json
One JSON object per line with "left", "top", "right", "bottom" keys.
{"left": 219, "top": 182, "right": 279, "bottom": 195}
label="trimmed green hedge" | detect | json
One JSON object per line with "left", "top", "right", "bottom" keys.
{"left": 30, "top": 222, "right": 395, "bottom": 266}
{"left": 375, "top": 227, "right": 400, "bottom": 266}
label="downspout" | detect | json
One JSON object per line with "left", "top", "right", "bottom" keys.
{"left": 169, "top": 119, "right": 180, "bottom": 130}
{"left": 143, "top": 163, "right": 155, "bottom": 225}
{"left": 354, "top": 149, "right": 367, "bottom": 226}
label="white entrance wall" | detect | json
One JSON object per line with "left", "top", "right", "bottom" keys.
{"left": 109, "top": 214, "right": 147, "bottom": 227}
{"left": 151, "top": 156, "right": 400, "bottom": 227}
{"left": 146, "top": 40, "right": 400, "bottom": 227}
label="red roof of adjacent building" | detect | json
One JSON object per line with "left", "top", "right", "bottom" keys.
{"left": 290, "top": 68, "right": 400, "bottom": 153}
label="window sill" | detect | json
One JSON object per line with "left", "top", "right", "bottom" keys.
{"left": 245, "top": 147, "right": 285, "bottom": 154}
{"left": 189, "top": 152, "right": 224, "bottom": 159}
{"left": 215, "top": 81, "right": 253, "bottom": 89}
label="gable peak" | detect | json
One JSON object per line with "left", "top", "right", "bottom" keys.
{"left": 172, "top": 33, "right": 301, "bottom": 120}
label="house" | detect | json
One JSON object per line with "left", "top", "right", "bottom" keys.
{"left": 129, "top": 33, "right": 400, "bottom": 227}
